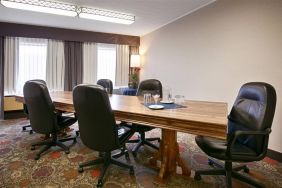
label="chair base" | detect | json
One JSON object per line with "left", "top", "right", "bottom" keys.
{"left": 78, "top": 151, "right": 134, "bottom": 187}
{"left": 98, "top": 146, "right": 130, "bottom": 161}
{"left": 194, "top": 160, "right": 263, "bottom": 188}
{"left": 127, "top": 131, "right": 160, "bottom": 157}
{"left": 207, "top": 158, "right": 249, "bottom": 173}
{"left": 31, "top": 133, "right": 76, "bottom": 160}
{"left": 22, "top": 124, "right": 33, "bottom": 134}
{"left": 112, "top": 146, "right": 130, "bottom": 160}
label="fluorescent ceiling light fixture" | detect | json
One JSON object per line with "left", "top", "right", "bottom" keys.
{"left": 0, "top": 0, "right": 77, "bottom": 17}
{"left": 0, "top": 0, "right": 135, "bottom": 24}
{"left": 79, "top": 7, "right": 135, "bottom": 25}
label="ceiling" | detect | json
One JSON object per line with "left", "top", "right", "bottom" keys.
{"left": 0, "top": 0, "right": 215, "bottom": 36}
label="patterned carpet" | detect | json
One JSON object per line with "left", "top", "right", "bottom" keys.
{"left": 0, "top": 118, "right": 281, "bottom": 188}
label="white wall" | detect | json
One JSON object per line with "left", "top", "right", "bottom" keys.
{"left": 140, "top": 0, "right": 282, "bottom": 152}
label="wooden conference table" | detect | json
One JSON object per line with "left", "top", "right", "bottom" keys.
{"left": 15, "top": 91, "right": 228, "bottom": 183}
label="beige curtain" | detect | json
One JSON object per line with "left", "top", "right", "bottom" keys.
{"left": 115, "top": 45, "right": 129, "bottom": 86}
{"left": 46, "top": 40, "right": 65, "bottom": 91}
{"left": 17, "top": 37, "right": 48, "bottom": 94}
{"left": 83, "top": 42, "right": 98, "bottom": 84}
{"left": 4, "top": 37, "right": 19, "bottom": 95}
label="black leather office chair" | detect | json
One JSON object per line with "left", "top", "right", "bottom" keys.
{"left": 22, "top": 79, "right": 47, "bottom": 134}
{"left": 23, "top": 81, "right": 77, "bottom": 160}
{"left": 128, "top": 79, "right": 162, "bottom": 157}
{"left": 97, "top": 79, "right": 113, "bottom": 94}
{"left": 74, "top": 79, "right": 113, "bottom": 138}
{"left": 73, "top": 84, "right": 134, "bottom": 188}
{"left": 194, "top": 82, "right": 276, "bottom": 188}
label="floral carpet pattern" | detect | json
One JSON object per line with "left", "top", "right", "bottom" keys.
{"left": 0, "top": 118, "right": 281, "bottom": 188}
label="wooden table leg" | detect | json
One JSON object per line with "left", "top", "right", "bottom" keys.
{"left": 149, "top": 128, "right": 191, "bottom": 184}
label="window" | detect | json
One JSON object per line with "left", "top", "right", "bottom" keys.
{"left": 97, "top": 44, "right": 116, "bottom": 85}
{"left": 16, "top": 38, "right": 48, "bottom": 93}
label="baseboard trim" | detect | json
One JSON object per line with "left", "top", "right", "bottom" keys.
{"left": 267, "top": 149, "right": 282, "bottom": 162}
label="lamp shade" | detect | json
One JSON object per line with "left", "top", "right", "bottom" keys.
{"left": 130, "top": 55, "right": 140, "bottom": 68}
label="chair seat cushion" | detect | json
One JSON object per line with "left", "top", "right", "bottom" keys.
{"left": 118, "top": 126, "right": 134, "bottom": 145}
{"left": 57, "top": 115, "right": 77, "bottom": 129}
{"left": 195, "top": 135, "right": 257, "bottom": 161}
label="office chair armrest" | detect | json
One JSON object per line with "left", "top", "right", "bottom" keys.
{"left": 226, "top": 128, "right": 271, "bottom": 156}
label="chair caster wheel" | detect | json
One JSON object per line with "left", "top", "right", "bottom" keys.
{"left": 97, "top": 179, "right": 103, "bottom": 187}
{"left": 244, "top": 167, "right": 249, "bottom": 173}
{"left": 29, "top": 130, "right": 33, "bottom": 134}
{"left": 194, "top": 174, "right": 201, "bottom": 181}
{"left": 31, "top": 146, "right": 35, "bottom": 150}
{"left": 208, "top": 159, "right": 213, "bottom": 166}
{"left": 34, "top": 155, "right": 40, "bottom": 160}
{"left": 65, "top": 150, "right": 70, "bottom": 154}
{"left": 130, "top": 168, "right": 134, "bottom": 175}
{"left": 78, "top": 167, "right": 84, "bottom": 173}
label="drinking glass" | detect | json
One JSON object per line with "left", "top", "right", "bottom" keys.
{"left": 153, "top": 94, "right": 160, "bottom": 105}
{"left": 144, "top": 93, "right": 152, "bottom": 104}
{"left": 175, "top": 95, "right": 185, "bottom": 105}
{"left": 163, "top": 86, "right": 172, "bottom": 101}
{"left": 167, "top": 89, "right": 172, "bottom": 102}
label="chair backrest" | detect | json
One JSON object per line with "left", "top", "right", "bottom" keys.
{"left": 136, "top": 79, "right": 163, "bottom": 98}
{"left": 97, "top": 79, "right": 113, "bottom": 94}
{"left": 73, "top": 84, "right": 119, "bottom": 152}
{"left": 23, "top": 79, "right": 46, "bottom": 114}
{"left": 228, "top": 82, "right": 276, "bottom": 156}
{"left": 23, "top": 81, "right": 56, "bottom": 134}
{"left": 29, "top": 79, "right": 47, "bottom": 85}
